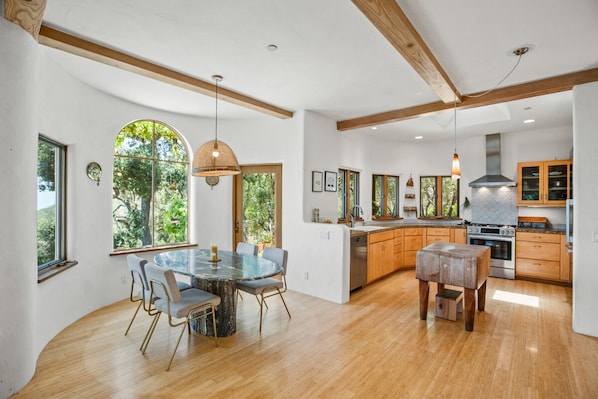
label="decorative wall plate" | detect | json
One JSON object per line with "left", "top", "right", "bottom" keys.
{"left": 86, "top": 162, "right": 102, "bottom": 185}
{"left": 206, "top": 176, "right": 219, "bottom": 189}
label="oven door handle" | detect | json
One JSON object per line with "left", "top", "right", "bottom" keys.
{"left": 468, "top": 234, "right": 514, "bottom": 242}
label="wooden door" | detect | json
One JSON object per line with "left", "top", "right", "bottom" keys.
{"left": 233, "top": 164, "right": 282, "bottom": 253}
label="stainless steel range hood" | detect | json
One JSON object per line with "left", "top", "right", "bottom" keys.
{"left": 469, "top": 133, "right": 516, "bottom": 187}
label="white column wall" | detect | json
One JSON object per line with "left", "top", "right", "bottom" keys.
{"left": 572, "top": 82, "right": 598, "bottom": 336}
{"left": 0, "top": 20, "right": 38, "bottom": 398}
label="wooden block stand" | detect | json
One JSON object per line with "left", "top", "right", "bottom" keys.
{"left": 435, "top": 288, "right": 463, "bottom": 321}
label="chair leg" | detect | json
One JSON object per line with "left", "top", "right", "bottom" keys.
{"left": 125, "top": 301, "right": 143, "bottom": 336}
{"left": 259, "top": 294, "right": 265, "bottom": 333}
{"left": 277, "top": 289, "right": 291, "bottom": 319}
{"left": 141, "top": 313, "right": 161, "bottom": 353}
{"left": 166, "top": 322, "right": 188, "bottom": 371}
{"left": 210, "top": 306, "right": 219, "bottom": 347}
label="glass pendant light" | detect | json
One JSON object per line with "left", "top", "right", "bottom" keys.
{"left": 192, "top": 75, "right": 241, "bottom": 177}
{"left": 451, "top": 97, "right": 461, "bottom": 180}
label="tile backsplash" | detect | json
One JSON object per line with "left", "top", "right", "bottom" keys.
{"left": 471, "top": 187, "right": 517, "bottom": 225}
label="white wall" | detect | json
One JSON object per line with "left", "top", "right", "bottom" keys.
{"left": 572, "top": 82, "right": 598, "bottom": 336}
{"left": 302, "top": 113, "right": 572, "bottom": 226}
{"left": 0, "top": 19, "right": 38, "bottom": 398}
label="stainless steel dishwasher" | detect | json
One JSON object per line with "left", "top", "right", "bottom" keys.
{"left": 350, "top": 234, "right": 367, "bottom": 291}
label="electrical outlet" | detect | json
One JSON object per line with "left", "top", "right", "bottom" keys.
{"left": 320, "top": 231, "right": 330, "bottom": 240}
{"left": 304, "top": 272, "right": 309, "bottom": 280}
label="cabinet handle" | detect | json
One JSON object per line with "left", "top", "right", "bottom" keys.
{"left": 533, "top": 262, "right": 541, "bottom": 266}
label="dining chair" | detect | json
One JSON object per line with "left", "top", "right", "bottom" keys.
{"left": 236, "top": 241, "right": 258, "bottom": 256}
{"left": 142, "top": 262, "right": 221, "bottom": 371}
{"left": 235, "top": 242, "right": 258, "bottom": 300}
{"left": 236, "top": 247, "right": 291, "bottom": 333}
{"left": 125, "top": 254, "right": 191, "bottom": 336}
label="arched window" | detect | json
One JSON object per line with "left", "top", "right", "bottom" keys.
{"left": 112, "top": 120, "right": 189, "bottom": 251}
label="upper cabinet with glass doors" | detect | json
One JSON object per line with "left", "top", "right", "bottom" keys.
{"left": 517, "top": 160, "right": 572, "bottom": 206}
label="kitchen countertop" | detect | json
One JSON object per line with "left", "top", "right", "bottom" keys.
{"left": 348, "top": 222, "right": 466, "bottom": 236}
{"left": 516, "top": 227, "right": 566, "bottom": 235}
{"left": 348, "top": 223, "right": 565, "bottom": 236}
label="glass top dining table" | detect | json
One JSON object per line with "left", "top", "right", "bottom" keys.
{"left": 154, "top": 248, "right": 282, "bottom": 336}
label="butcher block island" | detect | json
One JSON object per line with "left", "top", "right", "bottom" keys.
{"left": 416, "top": 242, "right": 491, "bottom": 331}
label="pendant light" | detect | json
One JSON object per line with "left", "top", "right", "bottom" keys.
{"left": 192, "top": 75, "right": 241, "bottom": 177}
{"left": 451, "top": 96, "right": 461, "bottom": 180}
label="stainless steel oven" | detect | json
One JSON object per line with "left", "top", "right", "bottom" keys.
{"left": 467, "top": 224, "right": 516, "bottom": 280}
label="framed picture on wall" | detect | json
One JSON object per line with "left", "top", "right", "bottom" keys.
{"left": 312, "top": 171, "right": 323, "bottom": 192}
{"left": 324, "top": 171, "right": 337, "bottom": 192}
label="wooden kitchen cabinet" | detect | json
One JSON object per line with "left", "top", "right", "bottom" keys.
{"left": 424, "top": 227, "right": 450, "bottom": 246}
{"left": 394, "top": 229, "right": 404, "bottom": 270}
{"left": 452, "top": 228, "right": 467, "bottom": 244}
{"left": 516, "top": 232, "right": 571, "bottom": 283}
{"left": 367, "top": 230, "right": 395, "bottom": 282}
{"left": 517, "top": 160, "right": 572, "bottom": 206}
{"left": 403, "top": 227, "right": 423, "bottom": 267}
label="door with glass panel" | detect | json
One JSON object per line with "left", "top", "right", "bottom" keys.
{"left": 233, "top": 164, "right": 282, "bottom": 254}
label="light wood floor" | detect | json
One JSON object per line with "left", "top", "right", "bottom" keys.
{"left": 13, "top": 270, "right": 598, "bottom": 399}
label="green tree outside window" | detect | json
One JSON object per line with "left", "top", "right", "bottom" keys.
{"left": 112, "top": 120, "right": 189, "bottom": 250}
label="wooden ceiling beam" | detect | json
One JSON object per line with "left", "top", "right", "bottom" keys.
{"left": 38, "top": 24, "right": 294, "bottom": 119}
{"left": 351, "top": 0, "right": 460, "bottom": 104}
{"left": 3, "top": 0, "right": 46, "bottom": 40}
{"left": 337, "top": 67, "right": 598, "bottom": 131}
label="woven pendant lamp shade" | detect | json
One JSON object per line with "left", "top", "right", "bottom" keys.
{"left": 191, "top": 75, "right": 241, "bottom": 177}
{"left": 192, "top": 140, "right": 240, "bottom": 177}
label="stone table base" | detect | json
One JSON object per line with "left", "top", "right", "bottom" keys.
{"left": 191, "top": 277, "right": 237, "bottom": 337}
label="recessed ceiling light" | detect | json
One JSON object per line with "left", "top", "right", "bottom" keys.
{"left": 371, "top": 126, "right": 377, "bottom": 130}
{"left": 414, "top": 136, "right": 423, "bottom": 140}
{"left": 267, "top": 44, "right": 278, "bottom": 52}
{"left": 523, "top": 119, "right": 536, "bottom": 124}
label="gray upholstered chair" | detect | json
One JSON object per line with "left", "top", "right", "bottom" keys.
{"left": 142, "top": 263, "right": 221, "bottom": 371}
{"left": 235, "top": 242, "right": 258, "bottom": 300}
{"left": 236, "top": 247, "right": 291, "bottom": 332}
{"left": 125, "top": 254, "right": 190, "bottom": 337}
{"left": 236, "top": 241, "right": 258, "bottom": 256}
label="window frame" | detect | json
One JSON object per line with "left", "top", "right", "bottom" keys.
{"left": 37, "top": 135, "right": 67, "bottom": 272}
{"left": 112, "top": 120, "right": 191, "bottom": 253}
{"left": 372, "top": 174, "right": 400, "bottom": 220}
{"left": 419, "top": 175, "right": 460, "bottom": 219}
{"left": 338, "top": 168, "right": 360, "bottom": 222}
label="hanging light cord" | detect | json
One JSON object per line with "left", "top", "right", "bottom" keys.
{"left": 214, "top": 78, "right": 219, "bottom": 143}
{"left": 454, "top": 96, "right": 457, "bottom": 152}
{"left": 464, "top": 53, "right": 524, "bottom": 99}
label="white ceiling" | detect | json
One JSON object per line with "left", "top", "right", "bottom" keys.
{"left": 41, "top": 0, "right": 598, "bottom": 142}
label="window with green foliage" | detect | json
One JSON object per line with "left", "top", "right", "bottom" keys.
{"left": 338, "top": 168, "right": 360, "bottom": 220}
{"left": 420, "top": 176, "right": 459, "bottom": 218}
{"left": 37, "top": 136, "right": 66, "bottom": 270}
{"left": 372, "top": 174, "right": 400, "bottom": 219}
{"left": 112, "top": 120, "right": 189, "bottom": 251}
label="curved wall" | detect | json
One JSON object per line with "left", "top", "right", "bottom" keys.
{"left": 0, "top": 19, "right": 38, "bottom": 398}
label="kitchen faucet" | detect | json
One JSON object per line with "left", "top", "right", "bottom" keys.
{"left": 348, "top": 205, "right": 364, "bottom": 227}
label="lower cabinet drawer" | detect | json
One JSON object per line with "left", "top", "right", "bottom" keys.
{"left": 516, "top": 258, "right": 560, "bottom": 281}
{"left": 426, "top": 236, "right": 449, "bottom": 245}
{"left": 516, "top": 241, "right": 560, "bottom": 261}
